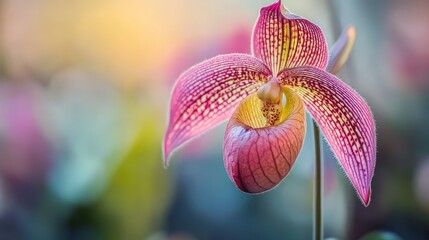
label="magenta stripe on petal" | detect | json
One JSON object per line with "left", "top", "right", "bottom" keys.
{"left": 163, "top": 54, "right": 271, "bottom": 166}
{"left": 278, "top": 66, "right": 376, "bottom": 206}
{"left": 252, "top": 1, "right": 328, "bottom": 75}
{"left": 223, "top": 91, "right": 306, "bottom": 193}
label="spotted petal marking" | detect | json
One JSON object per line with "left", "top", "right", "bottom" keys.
{"left": 164, "top": 54, "right": 271, "bottom": 166}
{"left": 252, "top": 0, "right": 328, "bottom": 75}
{"left": 278, "top": 66, "right": 376, "bottom": 205}
{"left": 223, "top": 89, "right": 306, "bottom": 193}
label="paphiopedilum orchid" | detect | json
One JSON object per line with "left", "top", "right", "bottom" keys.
{"left": 164, "top": 0, "right": 375, "bottom": 206}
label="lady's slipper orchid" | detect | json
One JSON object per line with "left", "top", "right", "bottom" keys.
{"left": 164, "top": 0, "right": 376, "bottom": 206}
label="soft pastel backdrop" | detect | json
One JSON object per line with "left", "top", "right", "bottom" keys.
{"left": 0, "top": 0, "right": 428, "bottom": 239}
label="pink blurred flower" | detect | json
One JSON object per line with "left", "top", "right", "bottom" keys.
{"left": 387, "top": 1, "right": 429, "bottom": 90}
{"left": 0, "top": 83, "right": 53, "bottom": 200}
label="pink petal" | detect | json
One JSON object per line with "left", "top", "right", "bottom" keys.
{"left": 164, "top": 54, "right": 270, "bottom": 166}
{"left": 327, "top": 26, "right": 357, "bottom": 74}
{"left": 223, "top": 89, "right": 306, "bottom": 193}
{"left": 252, "top": 1, "right": 328, "bottom": 75}
{"left": 278, "top": 66, "right": 376, "bottom": 206}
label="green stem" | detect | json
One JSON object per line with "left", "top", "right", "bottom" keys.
{"left": 313, "top": 121, "right": 323, "bottom": 240}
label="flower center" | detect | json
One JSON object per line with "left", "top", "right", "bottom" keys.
{"left": 257, "top": 77, "right": 283, "bottom": 126}
{"left": 257, "top": 77, "right": 281, "bottom": 103}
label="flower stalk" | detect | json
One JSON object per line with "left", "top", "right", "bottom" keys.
{"left": 313, "top": 121, "right": 323, "bottom": 240}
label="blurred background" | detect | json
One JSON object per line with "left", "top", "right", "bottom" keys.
{"left": 0, "top": 0, "right": 428, "bottom": 239}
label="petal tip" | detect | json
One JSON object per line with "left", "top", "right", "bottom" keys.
{"left": 359, "top": 187, "right": 372, "bottom": 207}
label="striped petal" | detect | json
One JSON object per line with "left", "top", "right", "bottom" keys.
{"left": 223, "top": 89, "right": 306, "bottom": 193}
{"left": 278, "top": 66, "right": 376, "bottom": 206}
{"left": 327, "top": 26, "right": 356, "bottom": 74}
{"left": 252, "top": 0, "right": 328, "bottom": 75}
{"left": 164, "top": 54, "right": 270, "bottom": 166}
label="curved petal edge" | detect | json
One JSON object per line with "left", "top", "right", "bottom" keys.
{"left": 327, "top": 26, "right": 356, "bottom": 74}
{"left": 252, "top": 0, "right": 328, "bottom": 75}
{"left": 278, "top": 66, "right": 376, "bottom": 206}
{"left": 163, "top": 54, "right": 270, "bottom": 167}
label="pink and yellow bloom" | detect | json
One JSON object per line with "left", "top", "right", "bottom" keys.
{"left": 164, "top": 1, "right": 376, "bottom": 206}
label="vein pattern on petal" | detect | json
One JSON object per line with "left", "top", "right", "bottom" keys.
{"left": 252, "top": 1, "right": 328, "bottom": 75}
{"left": 223, "top": 89, "right": 306, "bottom": 193}
{"left": 164, "top": 54, "right": 270, "bottom": 165}
{"left": 278, "top": 66, "right": 376, "bottom": 205}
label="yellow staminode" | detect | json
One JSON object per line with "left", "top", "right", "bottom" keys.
{"left": 233, "top": 88, "right": 302, "bottom": 129}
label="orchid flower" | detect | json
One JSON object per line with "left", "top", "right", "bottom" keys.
{"left": 164, "top": 0, "right": 375, "bottom": 206}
